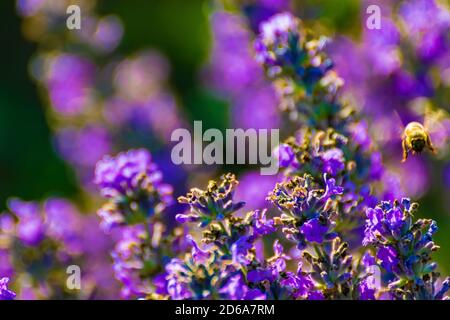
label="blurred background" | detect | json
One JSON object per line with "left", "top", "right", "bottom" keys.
{"left": 0, "top": 0, "right": 449, "bottom": 294}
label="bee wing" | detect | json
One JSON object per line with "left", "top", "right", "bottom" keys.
{"left": 392, "top": 109, "right": 406, "bottom": 139}
{"left": 423, "top": 106, "right": 449, "bottom": 149}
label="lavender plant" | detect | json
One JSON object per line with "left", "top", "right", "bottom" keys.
{"left": 88, "top": 9, "right": 450, "bottom": 301}
{"left": 6, "top": 0, "right": 450, "bottom": 301}
{"left": 94, "top": 149, "right": 189, "bottom": 299}
{"left": 253, "top": 12, "right": 385, "bottom": 249}
{"left": 169, "top": 173, "right": 315, "bottom": 300}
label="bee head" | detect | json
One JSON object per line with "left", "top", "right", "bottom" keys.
{"left": 411, "top": 138, "right": 425, "bottom": 153}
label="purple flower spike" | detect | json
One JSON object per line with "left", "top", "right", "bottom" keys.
{"left": 95, "top": 149, "right": 159, "bottom": 197}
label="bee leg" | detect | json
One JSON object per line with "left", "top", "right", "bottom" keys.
{"left": 401, "top": 139, "right": 409, "bottom": 163}
{"left": 426, "top": 135, "right": 437, "bottom": 154}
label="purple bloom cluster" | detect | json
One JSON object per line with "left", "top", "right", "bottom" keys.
{"left": 255, "top": 12, "right": 337, "bottom": 104}
{"left": 157, "top": 173, "right": 376, "bottom": 300}
{"left": 95, "top": 149, "right": 161, "bottom": 197}
{"left": 94, "top": 149, "right": 190, "bottom": 298}
{"left": 94, "top": 149, "right": 173, "bottom": 231}
{"left": 364, "top": 199, "right": 450, "bottom": 299}
{"left": 268, "top": 174, "right": 341, "bottom": 249}
{"left": 162, "top": 175, "right": 268, "bottom": 299}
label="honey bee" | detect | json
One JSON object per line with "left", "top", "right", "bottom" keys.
{"left": 401, "top": 121, "right": 436, "bottom": 162}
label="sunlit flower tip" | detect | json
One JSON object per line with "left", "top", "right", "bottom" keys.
{"left": 270, "top": 240, "right": 291, "bottom": 272}
{"left": 94, "top": 148, "right": 160, "bottom": 197}
{"left": 178, "top": 173, "right": 245, "bottom": 225}
{"left": 175, "top": 213, "right": 200, "bottom": 224}
{"left": 167, "top": 277, "right": 192, "bottom": 300}
{"left": 259, "top": 12, "right": 300, "bottom": 47}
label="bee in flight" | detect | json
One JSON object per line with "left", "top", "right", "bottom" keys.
{"left": 401, "top": 121, "right": 436, "bottom": 162}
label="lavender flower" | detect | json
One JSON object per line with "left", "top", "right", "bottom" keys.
{"left": 95, "top": 149, "right": 173, "bottom": 230}
{"left": 268, "top": 174, "right": 340, "bottom": 249}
